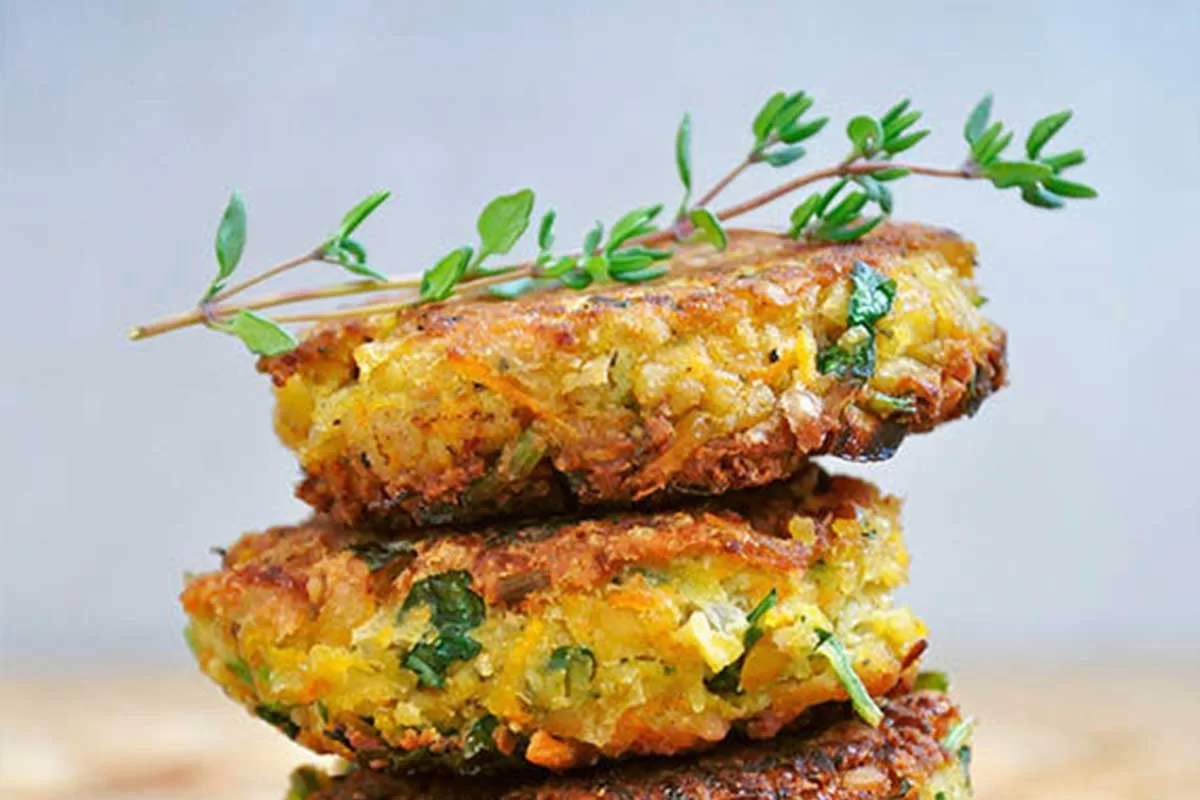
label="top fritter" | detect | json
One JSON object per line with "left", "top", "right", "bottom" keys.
{"left": 261, "top": 222, "right": 1006, "bottom": 531}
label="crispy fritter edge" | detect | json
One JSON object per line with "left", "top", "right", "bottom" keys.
{"left": 303, "top": 690, "right": 964, "bottom": 800}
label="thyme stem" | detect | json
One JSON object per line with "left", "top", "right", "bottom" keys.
{"left": 692, "top": 156, "right": 754, "bottom": 209}
{"left": 129, "top": 161, "right": 977, "bottom": 342}
{"left": 209, "top": 249, "right": 321, "bottom": 303}
{"left": 712, "top": 162, "right": 974, "bottom": 223}
{"left": 128, "top": 275, "right": 422, "bottom": 340}
{"left": 270, "top": 298, "right": 417, "bottom": 325}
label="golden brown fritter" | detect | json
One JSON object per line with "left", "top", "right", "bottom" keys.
{"left": 261, "top": 222, "right": 1006, "bottom": 531}
{"left": 182, "top": 466, "right": 927, "bottom": 773}
{"left": 289, "top": 690, "right": 972, "bottom": 799}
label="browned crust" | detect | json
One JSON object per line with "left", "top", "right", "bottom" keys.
{"left": 261, "top": 222, "right": 1006, "bottom": 532}
{"left": 184, "top": 464, "right": 877, "bottom": 612}
{"left": 308, "top": 690, "right": 962, "bottom": 800}
{"left": 263, "top": 224, "right": 978, "bottom": 385}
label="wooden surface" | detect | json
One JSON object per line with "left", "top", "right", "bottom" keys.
{"left": 2, "top": 664, "right": 1196, "bottom": 799}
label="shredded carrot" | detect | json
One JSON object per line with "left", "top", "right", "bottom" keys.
{"left": 448, "top": 354, "right": 575, "bottom": 442}
{"left": 525, "top": 730, "right": 597, "bottom": 770}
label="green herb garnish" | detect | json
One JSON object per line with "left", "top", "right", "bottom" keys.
{"left": 130, "top": 93, "right": 1094, "bottom": 354}
{"left": 865, "top": 390, "right": 918, "bottom": 416}
{"left": 813, "top": 628, "right": 884, "bottom": 727}
{"left": 958, "top": 744, "right": 973, "bottom": 787}
{"left": 398, "top": 570, "right": 486, "bottom": 688}
{"left": 941, "top": 716, "right": 976, "bottom": 752}
{"left": 463, "top": 714, "right": 501, "bottom": 760}
{"left": 546, "top": 645, "right": 595, "bottom": 673}
{"left": 216, "top": 309, "right": 297, "bottom": 356}
{"left": 321, "top": 190, "right": 391, "bottom": 281}
{"left": 675, "top": 113, "right": 693, "bottom": 216}
{"left": 226, "top": 657, "right": 255, "bottom": 688}
{"left": 688, "top": 208, "right": 727, "bottom": 251}
{"left": 847, "top": 260, "right": 898, "bottom": 327}
{"left": 464, "top": 429, "right": 547, "bottom": 504}
{"left": 818, "top": 260, "right": 897, "bottom": 382}
{"left": 255, "top": 703, "right": 300, "bottom": 739}
{"left": 746, "top": 588, "right": 778, "bottom": 624}
{"left": 473, "top": 189, "right": 535, "bottom": 272}
{"left": 705, "top": 588, "right": 778, "bottom": 695}
{"left": 704, "top": 662, "right": 742, "bottom": 694}
{"left": 286, "top": 766, "right": 327, "bottom": 800}
{"left": 914, "top": 670, "right": 950, "bottom": 692}
{"left": 402, "top": 570, "right": 486, "bottom": 630}
{"left": 744, "top": 587, "right": 777, "bottom": 648}
{"left": 206, "top": 191, "right": 247, "bottom": 302}
{"left": 421, "top": 246, "right": 473, "bottom": 302}
{"left": 817, "top": 326, "right": 877, "bottom": 381}
{"left": 546, "top": 645, "right": 596, "bottom": 697}
{"left": 403, "top": 634, "right": 482, "bottom": 689}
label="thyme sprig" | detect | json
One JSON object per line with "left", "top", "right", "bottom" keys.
{"left": 129, "top": 91, "right": 1095, "bottom": 355}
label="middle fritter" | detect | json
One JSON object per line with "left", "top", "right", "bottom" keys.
{"left": 182, "top": 464, "right": 926, "bottom": 773}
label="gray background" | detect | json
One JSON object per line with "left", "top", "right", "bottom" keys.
{"left": 2, "top": 0, "right": 1197, "bottom": 670}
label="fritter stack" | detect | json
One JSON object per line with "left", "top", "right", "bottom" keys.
{"left": 182, "top": 222, "right": 1002, "bottom": 799}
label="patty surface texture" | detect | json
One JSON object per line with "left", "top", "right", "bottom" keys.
{"left": 183, "top": 466, "right": 926, "bottom": 773}
{"left": 261, "top": 222, "right": 1006, "bottom": 530}
{"left": 288, "top": 690, "right": 971, "bottom": 799}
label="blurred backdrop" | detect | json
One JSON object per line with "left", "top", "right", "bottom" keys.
{"left": 2, "top": 0, "right": 1198, "bottom": 673}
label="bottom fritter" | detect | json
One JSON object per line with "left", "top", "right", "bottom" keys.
{"left": 287, "top": 690, "right": 973, "bottom": 800}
